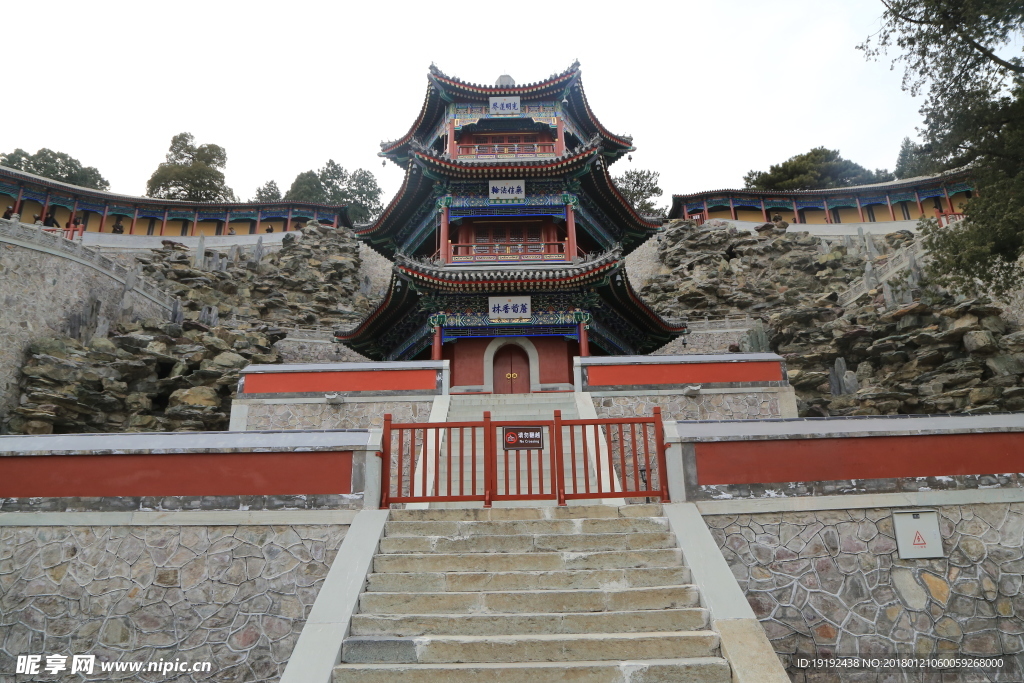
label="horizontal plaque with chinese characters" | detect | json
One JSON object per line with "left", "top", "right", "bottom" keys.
{"left": 503, "top": 426, "right": 544, "bottom": 450}
{"left": 489, "top": 179, "right": 526, "bottom": 203}
{"left": 488, "top": 96, "right": 521, "bottom": 115}
{"left": 489, "top": 296, "right": 531, "bottom": 321}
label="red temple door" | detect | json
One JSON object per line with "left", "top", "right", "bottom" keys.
{"left": 494, "top": 345, "right": 530, "bottom": 394}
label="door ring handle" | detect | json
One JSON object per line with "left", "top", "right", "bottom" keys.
{"left": 506, "top": 373, "right": 512, "bottom": 379}
{"left": 512, "top": 373, "right": 518, "bottom": 378}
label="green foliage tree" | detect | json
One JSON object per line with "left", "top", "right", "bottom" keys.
{"left": 893, "top": 137, "right": 936, "bottom": 179}
{"left": 252, "top": 180, "right": 282, "bottom": 202}
{"left": 283, "top": 161, "right": 384, "bottom": 222}
{"left": 612, "top": 169, "right": 666, "bottom": 216}
{"left": 1, "top": 148, "right": 109, "bottom": 190}
{"left": 743, "top": 148, "right": 893, "bottom": 191}
{"left": 860, "top": 0, "right": 1024, "bottom": 294}
{"left": 146, "top": 133, "right": 236, "bottom": 202}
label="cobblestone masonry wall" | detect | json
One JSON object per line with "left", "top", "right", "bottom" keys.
{"left": 0, "top": 524, "right": 347, "bottom": 682}
{"left": 709, "top": 504, "right": 1024, "bottom": 681}
{"left": 245, "top": 400, "right": 433, "bottom": 430}
{"left": 0, "top": 243, "right": 167, "bottom": 423}
{"left": 592, "top": 393, "right": 781, "bottom": 421}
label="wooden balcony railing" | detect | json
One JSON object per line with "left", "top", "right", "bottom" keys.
{"left": 448, "top": 241, "right": 569, "bottom": 263}
{"left": 457, "top": 143, "right": 557, "bottom": 157}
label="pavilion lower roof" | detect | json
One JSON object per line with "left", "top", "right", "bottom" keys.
{"left": 394, "top": 249, "right": 623, "bottom": 293}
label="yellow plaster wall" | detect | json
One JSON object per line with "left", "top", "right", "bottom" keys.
{"left": 736, "top": 208, "right": 765, "bottom": 222}
{"left": 707, "top": 208, "right": 731, "bottom": 220}
{"left": 949, "top": 191, "right": 970, "bottom": 213}
{"left": 800, "top": 209, "right": 828, "bottom": 225}
{"left": 836, "top": 207, "right": 861, "bottom": 224}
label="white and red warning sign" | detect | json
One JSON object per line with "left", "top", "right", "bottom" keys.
{"left": 892, "top": 510, "right": 944, "bottom": 559}
{"left": 503, "top": 427, "right": 543, "bottom": 450}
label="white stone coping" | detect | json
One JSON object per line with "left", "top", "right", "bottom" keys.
{"left": 664, "top": 412, "right": 1024, "bottom": 442}
{"left": 695, "top": 488, "right": 1024, "bottom": 516}
{"left": 0, "top": 509, "right": 359, "bottom": 526}
{"left": 0, "top": 429, "right": 378, "bottom": 456}
{"left": 588, "top": 386, "right": 788, "bottom": 397}
{"left": 577, "top": 353, "right": 783, "bottom": 365}
{"left": 241, "top": 360, "right": 448, "bottom": 374}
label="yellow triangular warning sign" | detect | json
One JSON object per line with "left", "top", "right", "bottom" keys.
{"left": 913, "top": 531, "right": 926, "bottom": 547}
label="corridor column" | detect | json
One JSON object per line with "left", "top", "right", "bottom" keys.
{"left": 439, "top": 205, "right": 451, "bottom": 262}
{"left": 565, "top": 201, "right": 577, "bottom": 260}
{"left": 431, "top": 325, "right": 443, "bottom": 360}
{"left": 578, "top": 322, "right": 590, "bottom": 357}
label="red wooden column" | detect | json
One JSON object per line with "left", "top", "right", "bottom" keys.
{"left": 439, "top": 205, "right": 451, "bottom": 262}
{"left": 191, "top": 210, "right": 199, "bottom": 236}
{"left": 68, "top": 199, "right": 79, "bottom": 237}
{"left": 760, "top": 199, "right": 767, "bottom": 222}
{"left": 285, "top": 207, "right": 294, "bottom": 232}
{"left": 728, "top": 198, "right": 736, "bottom": 220}
{"left": 129, "top": 208, "right": 139, "bottom": 235}
{"left": 98, "top": 203, "right": 109, "bottom": 233}
{"left": 855, "top": 196, "right": 865, "bottom": 222}
{"left": 683, "top": 204, "right": 690, "bottom": 220}
{"left": 914, "top": 190, "right": 924, "bottom": 218}
{"left": 41, "top": 192, "right": 51, "bottom": 224}
{"left": 332, "top": 212, "right": 339, "bottom": 229}
{"left": 160, "top": 208, "right": 168, "bottom": 236}
{"left": 823, "top": 198, "right": 831, "bottom": 224}
{"left": 556, "top": 118, "right": 566, "bottom": 156}
{"left": 447, "top": 119, "right": 457, "bottom": 157}
{"left": 885, "top": 194, "right": 896, "bottom": 221}
{"left": 14, "top": 187, "right": 23, "bottom": 215}
{"left": 565, "top": 204, "right": 578, "bottom": 260}
{"left": 255, "top": 209, "right": 262, "bottom": 234}
{"left": 431, "top": 326, "right": 443, "bottom": 360}
{"left": 942, "top": 186, "right": 952, "bottom": 213}
{"left": 578, "top": 322, "right": 590, "bottom": 357}
{"left": 791, "top": 200, "right": 799, "bottom": 223}
{"left": 702, "top": 199, "right": 709, "bottom": 220}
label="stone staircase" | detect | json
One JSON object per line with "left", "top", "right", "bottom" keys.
{"left": 333, "top": 504, "right": 731, "bottom": 682}
{"left": 445, "top": 392, "right": 581, "bottom": 422}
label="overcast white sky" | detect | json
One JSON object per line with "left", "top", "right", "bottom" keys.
{"left": 4, "top": 0, "right": 924, "bottom": 209}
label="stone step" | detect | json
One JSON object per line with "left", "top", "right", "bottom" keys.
{"left": 366, "top": 566, "right": 691, "bottom": 593}
{"left": 383, "top": 517, "right": 669, "bottom": 538}
{"left": 389, "top": 503, "right": 662, "bottom": 522}
{"left": 350, "top": 607, "right": 709, "bottom": 637}
{"left": 373, "top": 549, "right": 683, "bottom": 573}
{"left": 378, "top": 532, "right": 676, "bottom": 555}
{"left": 342, "top": 631, "right": 720, "bottom": 664}
{"left": 333, "top": 657, "right": 732, "bottom": 683}
{"left": 357, "top": 585, "right": 700, "bottom": 615}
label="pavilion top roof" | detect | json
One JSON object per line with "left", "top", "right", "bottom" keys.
{"left": 379, "top": 62, "right": 634, "bottom": 163}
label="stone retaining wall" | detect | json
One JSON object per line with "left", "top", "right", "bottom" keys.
{"left": 0, "top": 523, "right": 347, "bottom": 682}
{"left": 654, "top": 330, "right": 751, "bottom": 356}
{"left": 244, "top": 400, "right": 433, "bottom": 430}
{"left": 272, "top": 338, "right": 369, "bottom": 364}
{"left": 708, "top": 503, "right": 1024, "bottom": 680}
{"left": 592, "top": 392, "right": 783, "bottom": 421}
{"left": 0, "top": 241, "right": 168, "bottom": 424}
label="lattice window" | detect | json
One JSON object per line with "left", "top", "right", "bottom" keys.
{"left": 507, "top": 136, "right": 521, "bottom": 144}
{"left": 526, "top": 226, "right": 543, "bottom": 253}
{"left": 524, "top": 135, "right": 538, "bottom": 143}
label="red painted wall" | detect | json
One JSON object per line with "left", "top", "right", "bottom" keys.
{"left": 695, "top": 433, "right": 1024, "bottom": 485}
{"left": 0, "top": 451, "right": 353, "bottom": 498}
{"left": 448, "top": 337, "right": 576, "bottom": 389}
{"left": 586, "top": 361, "right": 783, "bottom": 387}
{"left": 243, "top": 369, "right": 437, "bottom": 394}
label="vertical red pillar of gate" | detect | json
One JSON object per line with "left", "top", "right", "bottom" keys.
{"left": 823, "top": 199, "right": 831, "bottom": 224}
{"left": 286, "top": 207, "right": 294, "bottom": 232}
{"left": 553, "top": 410, "right": 566, "bottom": 506}
{"left": 566, "top": 204, "right": 577, "bottom": 259}
{"left": 556, "top": 118, "right": 565, "bottom": 156}
{"left": 160, "top": 208, "right": 169, "bottom": 236}
{"left": 914, "top": 190, "right": 924, "bottom": 218}
{"left": 856, "top": 196, "right": 865, "bottom": 223}
{"left": 579, "top": 322, "right": 590, "bottom": 357}
{"left": 14, "top": 187, "right": 23, "bottom": 215}
{"left": 653, "top": 407, "right": 670, "bottom": 502}
{"left": 379, "top": 413, "right": 392, "bottom": 509}
{"left": 439, "top": 205, "right": 450, "bottom": 262}
{"left": 942, "top": 186, "right": 952, "bottom": 213}
{"left": 791, "top": 200, "right": 799, "bottom": 224}
{"left": 129, "top": 208, "right": 139, "bottom": 235}
{"left": 191, "top": 210, "right": 199, "bottom": 236}
{"left": 760, "top": 198, "right": 767, "bottom": 222}
{"left": 886, "top": 194, "right": 896, "bottom": 221}
{"left": 431, "top": 326, "right": 443, "bottom": 360}
{"left": 98, "top": 204, "right": 109, "bottom": 233}
{"left": 447, "top": 119, "right": 456, "bottom": 157}
{"left": 728, "top": 198, "right": 736, "bottom": 220}
{"left": 483, "top": 411, "right": 494, "bottom": 508}
{"left": 41, "top": 192, "right": 50, "bottom": 224}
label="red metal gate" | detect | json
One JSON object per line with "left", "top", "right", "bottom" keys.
{"left": 378, "top": 407, "right": 669, "bottom": 508}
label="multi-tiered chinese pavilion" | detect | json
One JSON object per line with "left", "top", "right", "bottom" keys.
{"left": 338, "top": 62, "right": 684, "bottom": 393}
